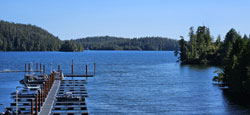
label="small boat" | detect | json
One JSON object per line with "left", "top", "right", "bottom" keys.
{"left": 20, "top": 73, "right": 47, "bottom": 85}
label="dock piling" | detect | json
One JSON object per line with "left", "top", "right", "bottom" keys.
{"left": 43, "top": 65, "right": 45, "bottom": 74}
{"left": 50, "top": 75, "right": 52, "bottom": 88}
{"left": 58, "top": 65, "right": 60, "bottom": 72}
{"left": 42, "top": 86, "right": 45, "bottom": 103}
{"left": 31, "top": 99, "right": 34, "bottom": 115}
{"left": 86, "top": 65, "right": 88, "bottom": 76}
{"left": 44, "top": 83, "right": 46, "bottom": 99}
{"left": 38, "top": 90, "right": 41, "bottom": 111}
{"left": 60, "top": 70, "right": 63, "bottom": 80}
{"left": 28, "top": 64, "right": 30, "bottom": 72}
{"left": 35, "top": 95, "right": 38, "bottom": 115}
{"left": 40, "top": 64, "right": 42, "bottom": 72}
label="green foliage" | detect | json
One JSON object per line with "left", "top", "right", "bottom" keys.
{"left": 0, "top": 20, "right": 61, "bottom": 51}
{"left": 178, "top": 36, "right": 189, "bottom": 63}
{"left": 177, "top": 26, "right": 250, "bottom": 93}
{"left": 220, "top": 28, "right": 240, "bottom": 64}
{"left": 223, "top": 34, "right": 250, "bottom": 93}
{"left": 177, "top": 26, "right": 219, "bottom": 64}
{"left": 0, "top": 20, "right": 178, "bottom": 51}
{"left": 74, "top": 36, "right": 179, "bottom": 51}
{"left": 60, "top": 40, "right": 83, "bottom": 52}
{"left": 0, "top": 20, "right": 84, "bottom": 52}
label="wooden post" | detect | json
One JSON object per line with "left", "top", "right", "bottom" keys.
{"left": 51, "top": 74, "right": 52, "bottom": 88}
{"left": 40, "top": 64, "right": 42, "bottom": 72}
{"left": 28, "top": 64, "right": 31, "bottom": 72}
{"left": 72, "top": 59, "right": 74, "bottom": 74}
{"left": 31, "top": 99, "right": 34, "bottom": 115}
{"left": 51, "top": 74, "right": 52, "bottom": 84}
{"left": 86, "top": 65, "right": 88, "bottom": 76}
{"left": 36, "top": 63, "right": 38, "bottom": 72}
{"left": 40, "top": 88, "right": 42, "bottom": 105}
{"left": 43, "top": 65, "right": 45, "bottom": 74}
{"left": 51, "top": 74, "right": 53, "bottom": 85}
{"left": 25, "top": 64, "right": 27, "bottom": 72}
{"left": 41, "top": 87, "right": 43, "bottom": 104}
{"left": 94, "top": 63, "right": 96, "bottom": 75}
{"left": 35, "top": 95, "right": 38, "bottom": 115}
{"left": 58, "top": 65, "right": 60, "bottom": 72}
{"left": 49, "top": 76, "right": 51, "bottom": 89}
{"left": 52, "top": 72, "right": 54, "bottom": 85}
{"left": 50, "top": 75, "right": 52, "bottom": 88}
{"left": 38, "top": 90, "right": 41, "bottom": 111}
{"left": 47, "top": 78, "right": 50, "bottom": 91}
{"left": 49, "top": 75, "right": 51, "bottom": 88}
{"left": 46, "top": 80, "right": 48, "bottom": 96}
{"left": 44, "top": 81, "right": 47, "bottom": 98}
{"left": 47, "top": 76, "right": 50, "bottom": 90}
{"left": 50, "top": 75, "right": 52, "bottom": 87}
{"left": 42, "top": 87, "right": 44, "bottom": 104}
{"left": 51, "top": 73, "right": 53, "bottom": 84}
{"left": 43, "top": 86, "right": 45, "bottom": 102}
{"left": 46, "top": 81, "right": 47, "bottom": 97}
{"left": 60, "top": 70, "right": 63, "bottom": 80}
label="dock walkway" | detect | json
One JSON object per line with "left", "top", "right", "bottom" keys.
{"left": 39, "top": 80, "right": 60, "bottom": 115}
{"left": 4, "top": 62, "right": 95, "bottom": 115}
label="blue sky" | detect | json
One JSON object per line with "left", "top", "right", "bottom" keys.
{"left": 0, "top": 0, "right": 250, "bottom": 40}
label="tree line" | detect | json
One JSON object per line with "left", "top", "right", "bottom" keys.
{"left": 74, "top": 36, "right": 179, "bottom": 51}
{"left": 0, "top": 20, "right": 83, "bottom": 52}
{"left": 176, "top": 26, "right": 250, "bottom": 94}
{"left": 0, "top": 20, "right": 179, "bottom": 51}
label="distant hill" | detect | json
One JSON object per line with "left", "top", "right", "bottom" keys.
{"left": 0, "top": 20, "right": 83, "bottom": 52}
{"left": 74, "top": 36, "right": 179, "bottom": 51}
{"left": 0, "top": 20, "right": 178, "bottom": 51}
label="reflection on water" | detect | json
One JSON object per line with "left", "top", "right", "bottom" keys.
{"left": 0, "top": 51, "right": 249, "bottom": 114}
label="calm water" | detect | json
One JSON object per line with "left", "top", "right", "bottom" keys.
{"left": 0, "top": 51, "right": 249, "bottom": 114}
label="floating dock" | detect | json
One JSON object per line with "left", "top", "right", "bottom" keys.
{"left": 50, "top": 80, "right": 88, "bottom": 115}
{"left": 2, "top": 62, "right": 95, "bottom": 115}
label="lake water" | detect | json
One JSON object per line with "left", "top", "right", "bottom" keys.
{"left": 0, "top": 51, "right": 249, "bottom": 114}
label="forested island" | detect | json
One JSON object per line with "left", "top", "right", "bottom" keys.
{"left": 176, "top": 26, "right": 250, "bottom": 94}
{"left": 0, "top": 20, "right": 179, "bottom": 52}
{"left": 0, "top": 20, "right": 82, "bottom": 52}
{"left": 74, "top": 36, "right": 179, "bottom": 51}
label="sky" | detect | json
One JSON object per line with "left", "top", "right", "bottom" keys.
{"left": 0, "top": 0, "right": 250, "bottom": 40}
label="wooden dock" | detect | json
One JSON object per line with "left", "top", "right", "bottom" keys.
{"left": 39, "top": 80, "right": 60, "bottom": 115}
{"left": 3, "top": 62, "right": 95, "bottom": 115}
{"left": 50, "top": 80, "right": 89, "bottom": 115}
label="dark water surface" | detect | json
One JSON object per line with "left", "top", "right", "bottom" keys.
{"left": 0, "top": 51, "right": 249, "bottom": 114}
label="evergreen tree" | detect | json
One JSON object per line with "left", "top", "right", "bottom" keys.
{"left": 177, "top": 26, "right": 215, "bottom": 64}
{"left": 221, "top": 28, "right": 239, "bottom": 64}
